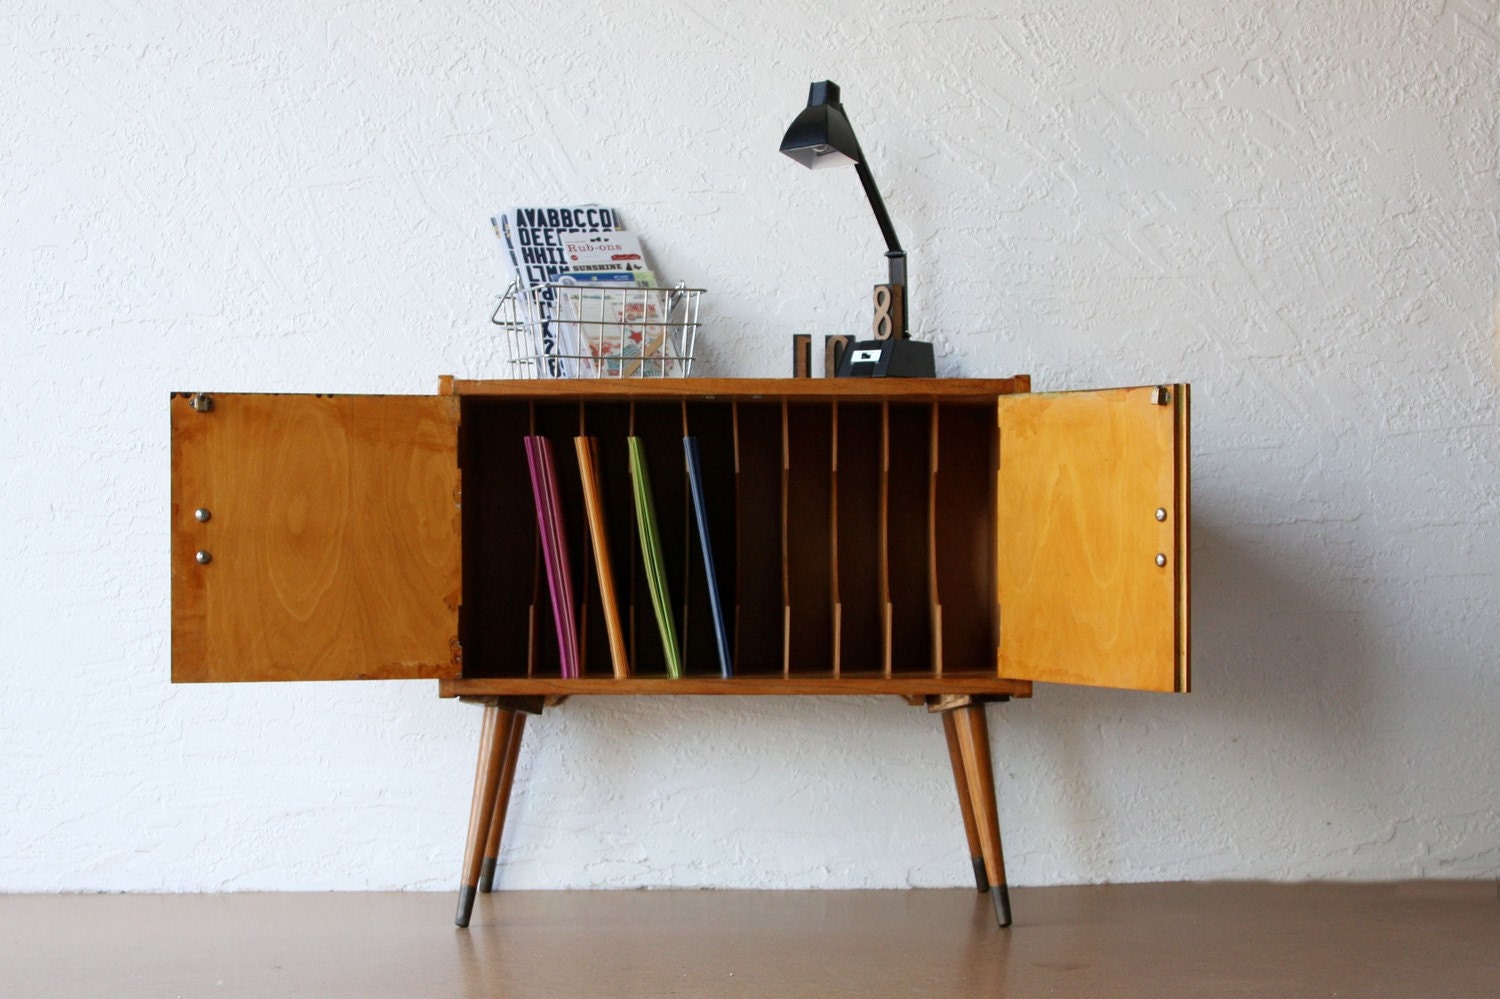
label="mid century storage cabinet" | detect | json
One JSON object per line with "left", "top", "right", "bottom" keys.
{"left": 170, "top": 377, "right": 1190, "bottom": 927}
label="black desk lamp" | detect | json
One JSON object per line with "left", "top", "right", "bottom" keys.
{"left": 780, "top": 80, "right": 935, "bottom": 377}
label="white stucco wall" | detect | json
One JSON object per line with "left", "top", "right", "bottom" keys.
{"left": 3, "top": 1, "right": 1496, "bottom": 892}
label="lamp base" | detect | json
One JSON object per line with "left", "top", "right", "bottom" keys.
{"left": 835, "top": 339, "right": 935, "bottom": 378}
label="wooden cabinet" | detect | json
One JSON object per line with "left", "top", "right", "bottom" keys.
{"left": 169, "top": 377, "right": 1190, "bottom": 926}
{"left": 172, "top": 377, "right": 1188, "bottom": 692}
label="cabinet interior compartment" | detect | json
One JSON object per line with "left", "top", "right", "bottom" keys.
{"left": 576, "top": 402, "right": 643, "bottom": 676}
{"left": 621, "top": 402, "right": 687, "bottom": 677}
{"left": 456, "top": 386, "right": 1008, "bottom": 685}
{"left": 682, "top": 401, "right": 738, "bottom": 676}
{"left": 783, "top": 403, "right": 835, "bottom": 675}
{"left": 831, "top": 402, "right": 885, "bottom": 676}
{"left": 457, "top": 398, "right": 540, "bottom": 679}
{"left": 932, "top": 402, "right": 998, "bottom": 675}
{"left": 732, "top": 401, "right": 785, "bottom": 675}
{"left": 883, "top": 403, "right": 934, "bottom": 673}
{"left": 529, "top": 403, "right": 600, "bottom": 677}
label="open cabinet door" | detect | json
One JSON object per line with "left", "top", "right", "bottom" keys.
{"left": 996, "top": 385, "right": 1189, "bottom": 692}
{"left": 171, "top": 393, "right": 462, "bottom": 682}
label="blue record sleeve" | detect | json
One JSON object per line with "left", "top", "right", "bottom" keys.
{"left": 684, "top": 436, "right": 733, "bottom": 677}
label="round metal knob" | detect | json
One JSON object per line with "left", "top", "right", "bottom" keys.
{"left": 196, "top": 550, "right": 213, "bottom": 565}
{"left": 195, "top": 508, "right": 212, "bottom": 523}
{"left": 1155, "top": 553, "right": 1168, "bottom": 568}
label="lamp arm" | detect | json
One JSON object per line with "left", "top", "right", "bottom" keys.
{"left": 854, "top": 160, "right": 903, "bottom": 261}
{"left": 854, "top": 159, "right": 908, "bottom": 337}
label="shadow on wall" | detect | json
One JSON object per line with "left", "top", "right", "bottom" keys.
{"left": 1189, "top": 511, "right": 1376, "bottom": 734}
{"left": 996, "top": 504, "right": 1386, "bottom": 879}
{"left": 482, "top": 504, "right": 1399, "bottom": 885}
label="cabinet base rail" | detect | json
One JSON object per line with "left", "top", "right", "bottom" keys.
{"left": 452, "top": 695, "right": 1013, "bottom": 929}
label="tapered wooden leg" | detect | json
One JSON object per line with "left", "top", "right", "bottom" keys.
{"left": 952, "top": 702, "right": 1012, "bottom": 927}
{"left": 478, "top": 713, "right": 527, "bottom": 893}
{"left": 941, "top": 709, "right": 990, "bottom": 893}
{"left": 456, "top": 704, "right": 515, "bottom": 928}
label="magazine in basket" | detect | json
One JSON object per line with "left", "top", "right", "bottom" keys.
{"left": 492, "top": 205, "right": 623, "bottom": 376}
{"left": 491, "top": 205, "right": 697, "bottom": 377}
{"left": 553, "top": 273, "right": 680, "bottom": 377}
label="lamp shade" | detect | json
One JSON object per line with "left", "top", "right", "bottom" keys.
{"left": 780, "top": 81, "right": 861, "bottom": 169}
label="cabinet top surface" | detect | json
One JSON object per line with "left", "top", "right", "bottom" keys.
{"left": 168, "top": 378, "right": 1033, "bottom": 405}
{"left": 442, "top": 376, "right": 1030, "bottom": 403}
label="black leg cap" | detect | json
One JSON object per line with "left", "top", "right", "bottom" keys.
{"left": 993, "top": 884, "right": 1012, "bottom": 928}
{"left": 972, "top": 856, "right": 990, "bottom": 893}
{"left": 455, "top": 885, "right": 477, "bottom": 928}
{"left": 478, "top": 857, "right": 497, "bottom": 894}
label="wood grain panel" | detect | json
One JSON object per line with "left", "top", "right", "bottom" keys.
{"left": 995, "top": 386, "right": 1188, "bottom": 692}
{"left": 171, "top": 393, "right": 461, "bottom": 682}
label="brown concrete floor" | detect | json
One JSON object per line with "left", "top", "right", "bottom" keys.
{"left": 2, "top": 883, "right": 1496, "bottom": 997}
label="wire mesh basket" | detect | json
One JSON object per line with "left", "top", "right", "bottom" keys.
{"left": 491, "top": 280, "right": 703, "bottom": 378}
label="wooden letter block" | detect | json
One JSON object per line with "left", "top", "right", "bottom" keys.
{"left": 792, "top": 334, "right": 812, "bottom": 377}
{"left": 872, "top": 284, "right": 905, "bottom": 341}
